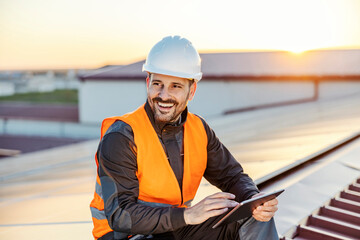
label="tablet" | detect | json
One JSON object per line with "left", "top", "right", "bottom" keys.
{"left": 212, "top": 189, "right": 284, "bottom": 229}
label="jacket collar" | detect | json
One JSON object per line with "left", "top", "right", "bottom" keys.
{"left": 144, "top": 101, "right": 188, "bottom": 135}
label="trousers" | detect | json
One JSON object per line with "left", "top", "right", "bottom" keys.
{"left": 152, "top": 215, "right": 279, "bottom": 240}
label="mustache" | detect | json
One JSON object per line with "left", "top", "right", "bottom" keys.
{"left": 152, "top": 97, "right": 177, "bottom": 104}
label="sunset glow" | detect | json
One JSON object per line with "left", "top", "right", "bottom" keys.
{"left": 0, "top": 0, "right": 359, "bottom": 70}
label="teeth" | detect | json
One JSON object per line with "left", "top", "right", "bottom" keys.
{"left": 158, "top": 102, "right": 174, "bottom": 108}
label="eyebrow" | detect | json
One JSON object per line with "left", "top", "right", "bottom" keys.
{"left": 172, "top": 82, "right": 185, "bottom": 86}
{"left": 151, "top": 79, "right": 185, "bottom": 86}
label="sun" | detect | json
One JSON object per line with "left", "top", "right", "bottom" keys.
{"left": 281, "top": 44, "right": 314, "bottom": 54}
{"left": 287, "top": 48, "right": 307, "bottom": 54}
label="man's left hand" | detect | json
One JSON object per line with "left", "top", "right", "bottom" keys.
{"left": 251, "top": 192, "right": 278, "bottom": 222}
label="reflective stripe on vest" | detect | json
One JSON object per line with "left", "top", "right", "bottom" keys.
{"left": 90, "top": 104, "right": 208, "bottom": 239}
{"left": 90, "top": 175, "right": 112, "bottom": 239}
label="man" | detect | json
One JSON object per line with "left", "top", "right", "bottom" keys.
{"left": 90, "top": 36, "right": 279, "bottom": 240}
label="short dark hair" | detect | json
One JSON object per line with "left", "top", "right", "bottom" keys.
{"left": 148, "top": 73, "right": 195, "bottom": 88}
{"left": 188, "top": 79, "right": 195, "bottom": 87}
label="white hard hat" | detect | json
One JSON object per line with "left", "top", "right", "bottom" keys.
{"left": 142, "top": 36, "right": 202, "bottom": 82}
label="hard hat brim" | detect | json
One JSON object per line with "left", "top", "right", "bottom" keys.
{"left": 142, "top": 64, "right": 202, "bottom": 82}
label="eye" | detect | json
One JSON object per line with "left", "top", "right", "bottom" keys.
{"left": 173, "top": 84, "right": 182, "bottom": 89}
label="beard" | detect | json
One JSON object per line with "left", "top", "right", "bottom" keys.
{"left": 148, "top": 96, "right": 188, "bottom": 124}
{"left": 154, "top": 109, "right": 180, "bottom": 123}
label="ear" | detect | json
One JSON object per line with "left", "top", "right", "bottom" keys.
{"left": 146, "top": 76, "right": 150, "bottom": 89}
{"left": 188, "top": 81, "right": 197, "bottom": 101}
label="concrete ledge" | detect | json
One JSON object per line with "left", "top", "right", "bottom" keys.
{"left": 0, "top": 119, "right": 100, "bottom": 139}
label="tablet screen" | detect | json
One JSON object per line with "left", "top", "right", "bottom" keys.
{"left": 212, "top": 189, "right": 284, "bottom": 229}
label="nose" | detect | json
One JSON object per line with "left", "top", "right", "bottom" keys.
{"left": 158, "top": 87, "right": 171, "bottom": 100}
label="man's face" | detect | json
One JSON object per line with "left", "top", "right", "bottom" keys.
{"left": 147, "top": 73, "right": 197, "bottom": 124}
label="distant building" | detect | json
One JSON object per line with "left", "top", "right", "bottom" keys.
{"left": 0, "top": 82, "right": 15, "bottom": 96}
{"left": 79, "top": 49, "right": 360, "bottom": 124}
{"left": 0, "top": 69, "right": 81, "bottom": 96}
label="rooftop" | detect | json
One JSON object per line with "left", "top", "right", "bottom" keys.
{"left": 1, "top": 94, "right": 360, "bottom": 239}
{"left": 79, "top": 49, "right": 360, "bottom": 81}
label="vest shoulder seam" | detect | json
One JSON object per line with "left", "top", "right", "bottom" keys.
{"left": 103, "top": 120, "right": 134, "bottom": 141}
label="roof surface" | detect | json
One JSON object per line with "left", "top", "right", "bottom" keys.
{"left": 1, "top": 94, "right": 360, "bottom": 239}
{"left": 79, "top": 49, "right": 360, "bottom": 81}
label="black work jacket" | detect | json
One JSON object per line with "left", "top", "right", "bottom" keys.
{"left": 97, "top": 102, "right": 259, "bottom": 237}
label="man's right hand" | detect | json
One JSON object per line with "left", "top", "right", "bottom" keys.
{"left": 183, "top": 192, "right": 239, "bottom": 225}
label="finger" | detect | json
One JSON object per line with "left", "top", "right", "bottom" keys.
{"left": 203, "top": 196, "right": 237, "bottom": 205}
{"left": 253, "top": 210, "right": 275, "bottom": 221}
{"left": 253, "top": 205, "right": 278, "bottom": 220}
{"left": 254, "top": 209, "right": 276, "bottom": 217}
{"left": 203, "top": 196, "right": 234, "bottom": 204}
{"left": 256, "top": 205, "right": 278, "bottom": 212}
{"left": 203, "top": 200, "right": 239, "bottom": 211}
{"left": 255, "top": 215, "right": 274, "bottom": 222}
{"left": 208, "top": 192, "right": 236, "bottom": 200}
{"left": 253, "top": 209, "right": 276, "bottom": 220}
{"left": 253, "top": 215, "right": 273, "bottom": 222}
{"left": 263, "top": 198, "right": 278, "bottom": 207}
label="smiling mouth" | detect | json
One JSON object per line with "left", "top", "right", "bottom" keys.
{"left": 156, "top": 102, "right": 175, "bottom": 112}
{"left": 158, "top": 102, "right": 174, "bottom": 108}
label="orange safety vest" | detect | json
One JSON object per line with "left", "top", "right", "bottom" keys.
{"left": 90, "top": 104, "right": 208, "bottom": 239}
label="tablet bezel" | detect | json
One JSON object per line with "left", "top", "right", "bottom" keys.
{"left": 212, "top": 189, "right": 284, "bottom": 229}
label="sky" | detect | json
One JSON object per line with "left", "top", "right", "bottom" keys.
{"left": 0, "top": 0, "right": 359, "bottom": 70}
